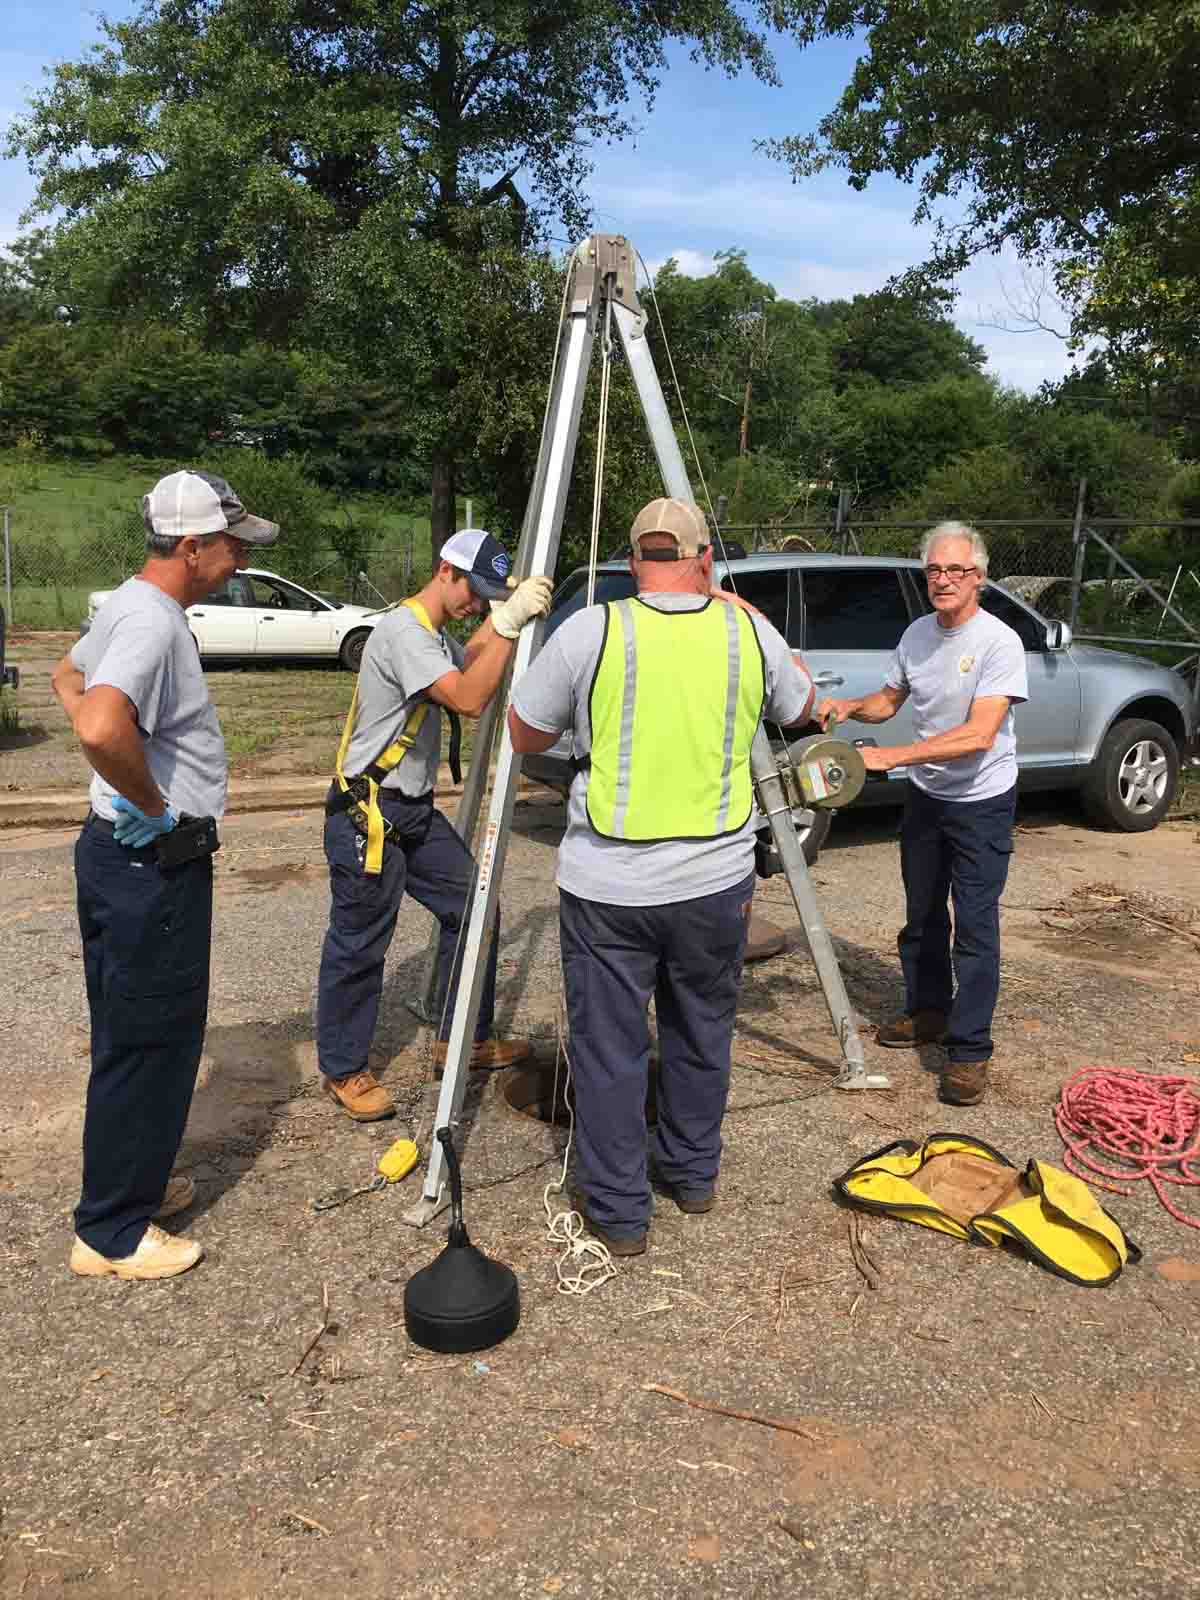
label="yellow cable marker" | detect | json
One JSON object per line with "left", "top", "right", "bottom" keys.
{"left": 377, "top": 1138, "right": 420, "bottom": 1183}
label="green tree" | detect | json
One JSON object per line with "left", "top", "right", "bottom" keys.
{"left": 827, "top": 287, "right": 985, "bottom": 389}
{"left": 834, "top": 376, "right": 998, "bottom": 507}
{"left": 888, "top": 445, "right": 1055, "bottom": 527}
{"left": 9, "top": 0, "right": 803, "bottom": 560}
{"left": 1006, "top": 404, "right": 1173, "bottom": 518}
{"left": 770, "top": 2, "right": 1200, "bottom": 368}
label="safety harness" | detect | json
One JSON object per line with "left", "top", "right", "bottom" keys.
{"left": 329, "top": 597, "right": 462, "bottom": 875}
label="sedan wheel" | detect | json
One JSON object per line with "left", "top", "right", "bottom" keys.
{"left": 339, "top": 629, "right": 370, "bottom": 672}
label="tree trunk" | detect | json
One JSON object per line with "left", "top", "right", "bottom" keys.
{"left": 430, "top": 450, "right": 457, "bottom": 570}
{"left": 733, "top": 376, "right": 752, "bottom": 511}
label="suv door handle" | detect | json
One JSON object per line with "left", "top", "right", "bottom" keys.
{"left": 811, "top": 673, "right": 844, "bottom": 687}
{"left": 261, "top": 615, "right": 275, "bottom": 621}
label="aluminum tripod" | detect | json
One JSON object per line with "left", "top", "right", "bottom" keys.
{"left": 403, "top": 234, "right": 885, "bottom": 1228}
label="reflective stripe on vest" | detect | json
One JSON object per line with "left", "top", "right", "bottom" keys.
{"left": 585, "top": 598, "right": 765, "bottom": 842}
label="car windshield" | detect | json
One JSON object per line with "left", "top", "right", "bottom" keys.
{"left": 546, "top": 570, "right": 637, "bottom": 638}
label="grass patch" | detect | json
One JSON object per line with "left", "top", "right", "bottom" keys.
{"left": 0, "top": 688, "right": 18, "bottom": 736}
{"left": 0, "top": 449, "right": 431, "bottom": 554}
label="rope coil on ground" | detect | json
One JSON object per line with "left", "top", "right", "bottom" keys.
{"left": 542, "top": 1008, "right": 617, "bottom": 1296}
{"left": 1055, "top": 1066, "right": 1200, "bottom": 1229}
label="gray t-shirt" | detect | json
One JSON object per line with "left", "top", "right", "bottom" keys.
{"left": 885, "top": 608, "right": 1028, "bottom": 800}
{"left": 343, "top": 606, "right": 466, "bottom": 797}
{"left": 70, "top": 577, "right": 228, "bottom": 821}
{"left": 511, "top": 593, "right": 814, "bottom": 905}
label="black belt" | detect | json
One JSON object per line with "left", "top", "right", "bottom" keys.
{"left": 86, "top": 811, "right": 117, "bottom": 833}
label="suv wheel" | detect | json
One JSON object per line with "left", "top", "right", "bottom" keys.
{"left": 1081, "top": 717, "right": 1179, "bottom": 831}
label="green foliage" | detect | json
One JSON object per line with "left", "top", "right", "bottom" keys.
{"left": 1007, "top": 405, "right": 1173, "bottom": 517}
{"left": 771, "top": 1, "right": 1200, "bottom": 371}
{"left": 1166, "top": 464, "right": 1200, "bottom": 522}
{"left": 834, "top": 377, "right": 998, "bottom": 506}
{"left": 6, "top": 0, "right": 806, "bottom": 549}
{"left": 888, "top": 445, "right": 1055, "bottom": 525}
{"left": 89, "top": 326, "right": 231, "bottom": 455}
{"left": 205, "top": 450, "right": 334, "bottom": 585}
{"left": 828, "top": 288, "right": 986, "bottom": 389}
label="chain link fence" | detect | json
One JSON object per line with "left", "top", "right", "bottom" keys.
{"left": 4, "top": 484, "right": 1199, "bottom": 690}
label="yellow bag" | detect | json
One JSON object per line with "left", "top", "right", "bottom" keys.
{"left": 834, "top": 1133, "right": 1140, "bottom": 1287}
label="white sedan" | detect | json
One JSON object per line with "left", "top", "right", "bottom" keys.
{"left": 81, "top": 568, "right": 383, "bottom": 671}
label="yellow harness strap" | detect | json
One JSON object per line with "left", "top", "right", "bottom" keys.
{"left": 333, "top": 597, "right": 435, "bottom": 875}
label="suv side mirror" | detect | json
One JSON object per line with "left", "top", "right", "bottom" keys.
{"left": 1045, "top": 620, "right": 1072, "bottom": 651}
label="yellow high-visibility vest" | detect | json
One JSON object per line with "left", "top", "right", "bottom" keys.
{"left": 585, "top": 598, "right": 765, "bottom": 842}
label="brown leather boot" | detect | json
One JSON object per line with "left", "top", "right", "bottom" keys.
{"left": 322, "top": 1070, "right": 396, "bottom": 1122}
{"left": 431, "top": 1037, "right": 531, "bottom": 1077}
{"left": 939, "top": 1060, "right": 990, "bottom": 1106}
{"left": 876, "top": 1009, "right": 948, "bottom": 1048}
{"left": 156, "top": 1174, "right": 196, "bottom": 1219}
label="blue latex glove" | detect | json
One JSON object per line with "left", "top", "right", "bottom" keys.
{"left": 111, "top": 795, "right": 177, "bottom": 849}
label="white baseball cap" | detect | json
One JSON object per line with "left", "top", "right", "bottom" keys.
{"left": 142, "top": 469, "right": 280, "bottom": 544}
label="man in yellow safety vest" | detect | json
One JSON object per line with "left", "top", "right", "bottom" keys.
{"left": 508, "top": 499, "right": 814, "bottom": 1253}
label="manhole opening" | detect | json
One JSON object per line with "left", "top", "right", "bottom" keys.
{"left": 501, "top": 1063, "right": 658, "bottom": 1127}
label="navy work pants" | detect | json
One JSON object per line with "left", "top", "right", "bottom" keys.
{"left": 559, "top": 871, "right": 754, "bottom": 1239}
{"left": 74, "top": 814, "right": 213, "bottom": 1258}
{"left": 316, "top": 790, "right": 498, "bottom": 1080}
{"left": 898, "top": 783, "right": 1016, "bottom": 1064}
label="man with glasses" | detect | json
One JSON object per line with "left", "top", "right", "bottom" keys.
{"left": 51, "top": 470, "right": 279, "bottom": 1279}
{"left": 816, "top": 521, "right": 1027, "bottom": 1106}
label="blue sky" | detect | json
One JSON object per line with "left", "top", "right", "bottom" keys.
{"left": 1, "top": 4, "right": 1076, "bottom": 390}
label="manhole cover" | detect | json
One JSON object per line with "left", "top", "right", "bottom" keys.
{"left": 500, "top": 1062, "right": 658, "bottom": 1127}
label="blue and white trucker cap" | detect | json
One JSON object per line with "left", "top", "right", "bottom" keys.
{"left": 143, "top": 469, "right": 280, "bottom": 544}
{"left": 440, "top": 528, "right": 515, "bottom": 601}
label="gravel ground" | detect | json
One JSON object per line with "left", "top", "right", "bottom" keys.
{"left": 2, "top": 775, "right": 1199, "bottom": 1599}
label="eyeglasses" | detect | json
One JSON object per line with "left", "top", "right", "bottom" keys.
{"left": 924, "top": 564, "right": 978, "bottom": 583}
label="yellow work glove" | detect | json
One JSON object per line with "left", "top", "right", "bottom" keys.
{"left": 490, "top": 575, "right": 554, "bottom": 640}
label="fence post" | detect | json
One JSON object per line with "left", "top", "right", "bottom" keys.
{"left": 1067, "top": 477, "right": 1088, "bottom": 631}
{"left": 2, "top": 508, "right": 11, "bottom": 627}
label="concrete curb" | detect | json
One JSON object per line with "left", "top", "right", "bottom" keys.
{"left": 0, "top": 765, "right": 556, "bottom": 831}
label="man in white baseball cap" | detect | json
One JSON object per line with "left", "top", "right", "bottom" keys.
{"left": 316, "top": 527, "right": 554, "bottom": 1122}
{"left": 49, "top": 467, "right": 278, "bottom": 1281}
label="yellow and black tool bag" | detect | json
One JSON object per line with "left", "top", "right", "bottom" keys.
{"left": 834, "top": 1133, "right": 1140, "bottom": 1287}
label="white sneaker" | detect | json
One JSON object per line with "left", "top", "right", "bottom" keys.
{"left": 70, "top": 1224, "right": 203, "bottom": 1281}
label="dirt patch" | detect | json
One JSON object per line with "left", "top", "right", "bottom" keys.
{"left": 1032, "top": 880, "right": 1200, "bottom": 966}
{"left": 3, "top": 803, "right": 1200, "bottom": 1598}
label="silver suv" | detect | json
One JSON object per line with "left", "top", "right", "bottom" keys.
{"left": 523, "top": 554, "right": 1196, "bottom": 859}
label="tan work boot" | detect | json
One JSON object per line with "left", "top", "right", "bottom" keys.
{"left": 939, "top": 1060, "right": 990, "bottom": 1106}
{"left": 876, "top": 1009, "right": 948, "bottom": 1048}
{"left": 156, "top": 1174, "right": 195, "bottom": 1219}
{"left": 431, "top": 1037, "right": 531, "bottom": 1077}
{"left": 322, "top": 1069, "right": 396, "bottom": 1122}
{"left": 70, "top": 1224, "right": 203, "bottom": 1281}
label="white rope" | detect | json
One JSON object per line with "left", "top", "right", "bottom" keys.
{"left": 542, "top": 1001, "right": 617, "bottom": 1296}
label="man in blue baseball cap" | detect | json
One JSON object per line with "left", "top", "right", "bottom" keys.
{"left": 316, "top": 529, "right": 553, "bottom": 1121}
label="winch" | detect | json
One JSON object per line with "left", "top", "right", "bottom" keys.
{"left": 779, "top": 731, "right": 867, "bottom": 811}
